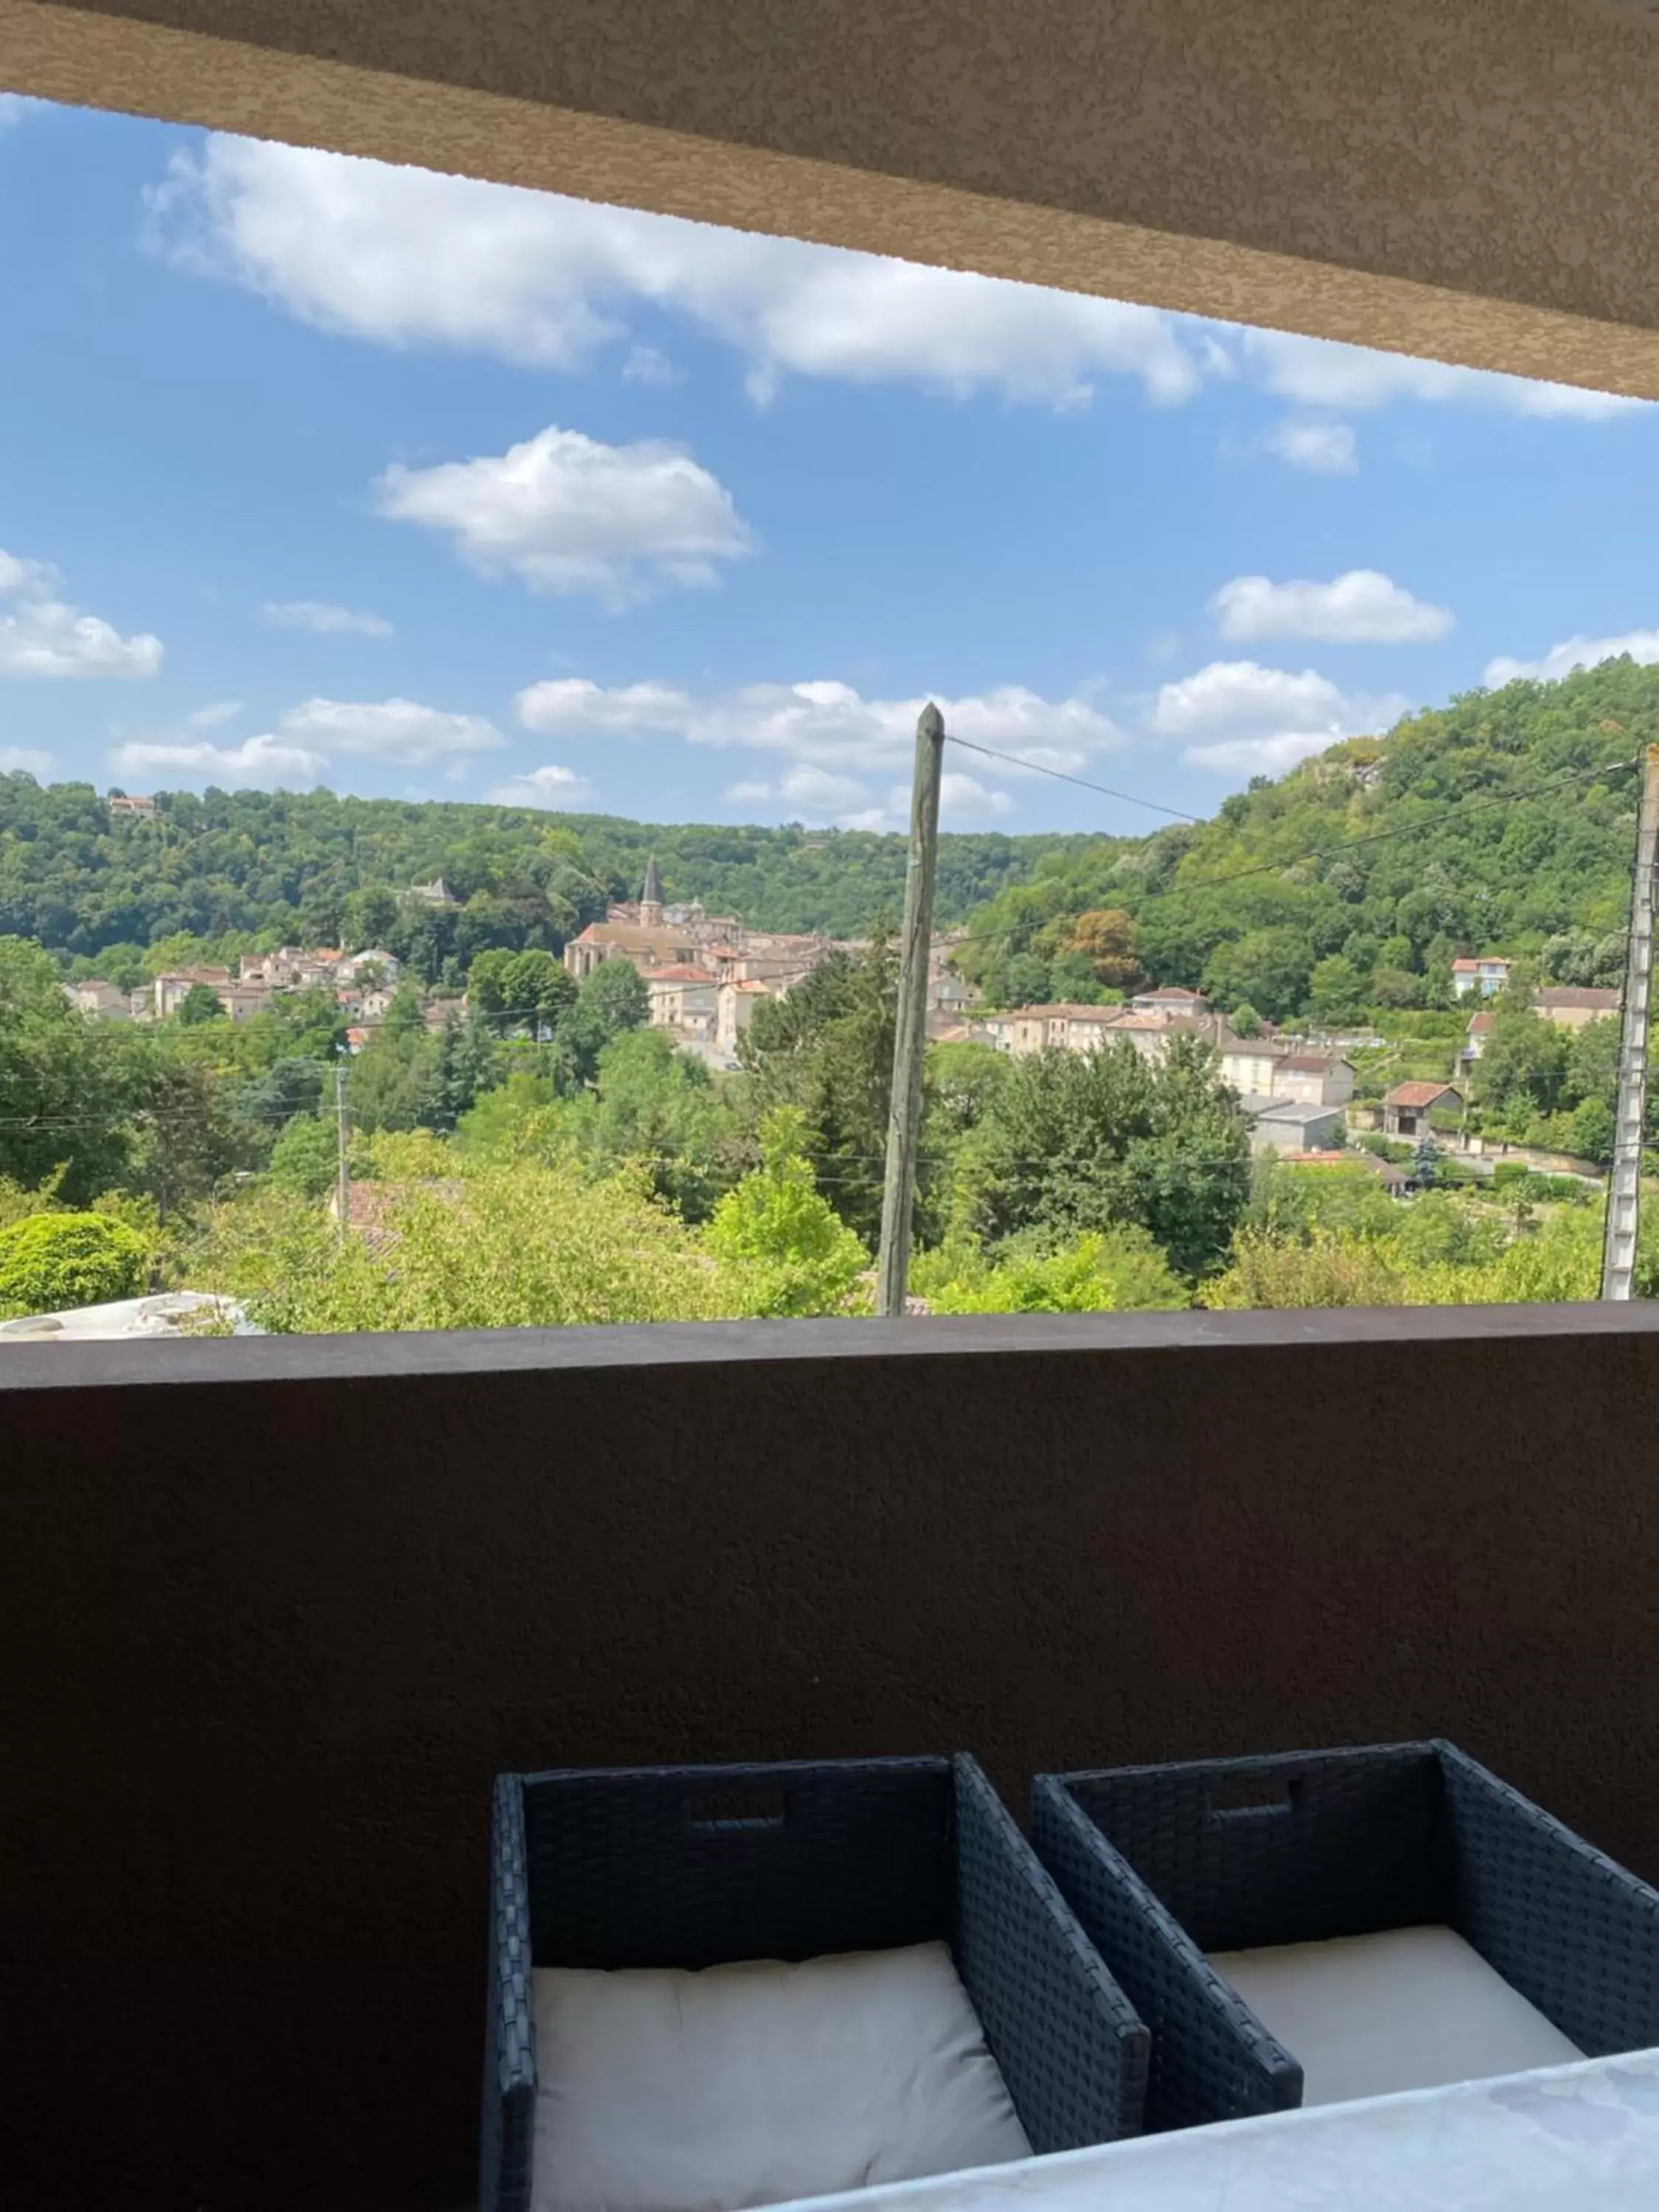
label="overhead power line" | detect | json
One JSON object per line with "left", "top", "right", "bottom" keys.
{"left": 937, "top": 748, "right": 1643, "bottom": 956}
{"left": 944, "top": 734, "right": 1204, "bottom": 824}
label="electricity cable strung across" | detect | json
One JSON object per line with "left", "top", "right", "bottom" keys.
{"left": 13, "top": 749, "right": 1636, "bottom": 1147}
{"left": 935, "top": 741, "right": 1644, "bottom": 954}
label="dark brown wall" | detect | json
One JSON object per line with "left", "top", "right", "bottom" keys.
{"left": 4, "top": 1305, "right": 1659, "bottom": 2210}
{"left": 13, "top": 0, "right": 1659, "bottom": 397}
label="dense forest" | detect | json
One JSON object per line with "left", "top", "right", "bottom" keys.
{"left": 956, "top": 659, "right": 1656, "bottom": 1021}
{"left": 0, "top": 776, "right": 1089, "bottom": 974}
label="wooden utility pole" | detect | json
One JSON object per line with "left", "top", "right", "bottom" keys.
{"left": 1601, "top": 743, "right": 1659, "bottom": 1301}
{"left": 877, "top": 703, "right": 946, "bottom": 1317}
{"left": 335, "top": 1057, "right": 351, "bottom": 1248}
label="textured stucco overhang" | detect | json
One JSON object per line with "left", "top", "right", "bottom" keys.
{"left": 4, "top": 0, "right": 1659, "bottom": 397}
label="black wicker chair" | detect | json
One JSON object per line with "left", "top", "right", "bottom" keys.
{"left": 1033, "top": 1739, "right": 1659, "bottom": 2135}
{"left": 483, "top": 1755, "right": 1149, "bottom": 2212}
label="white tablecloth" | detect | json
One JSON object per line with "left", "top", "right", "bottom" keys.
{"left": 770, "top": 2047, "right": 1659, "bottom": 2212}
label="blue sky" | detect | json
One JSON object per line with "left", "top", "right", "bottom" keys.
{"left": 3, "top": 90, "right": 1658, "bottom": 838}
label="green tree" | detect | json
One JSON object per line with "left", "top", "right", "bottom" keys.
{"left": 1475, "top": 1005, "right": 1569, "bottom": 1122}
{"left": 1370, "top": 966, "right": 1420, "bottom": 1009}
{"left": 568, "top": 1028, "right": 738, "bottom": 1222}
{"left": 194, "top": 1161, "right": 740, "bottom": 1332}
{"left": 0, "top": 935, "right": 132, "bottom": 1201}
{"left": 122, "top": 1037, "right": 257, "bottom": 1222}
{"left": 453, "top": 1071, "right": 566, "bottom": 1162}
{"left": 961, "top": 1034, "right": 1251, "bottom": 1277}
{"left": 501, "top": 947, "right": 577, "bottom": 1030}
{"left": 548, "top": 959, "right": 650, "bottom": 1091}
{"left": 267, "top": 1113, "right": 341, "bottom": 1200}
{"left": 1562, "top": 1015, "right": 1621, "bottom": 1113}
{"left": 341, "top": 884, "right": 401, "bottom": 950}
{"left": 1305, "top": 953, "right": 1368, "bottom": 1029}
{"left": 1202, "top": 928, "right": 1317, "bottom": 1023}
{"left": 349, "top": 1027, "right": 433, "bottom": 1134}
{"left": 1229, "top": 1003, "right": 1262, "bottom": 1038}
{"left": 914, "top": 1228, "right": 1186, "bottom": 1312}
{"left": 0, "top": 1211, "right": 150, "bottom": 1315}
{"left": 419, "top": 1012, "right": 500, "bottom": 1133}
{"left": 175, "top": 982, "right": 225, "bottom": 1026}
{"left": 467, "top": 947, "right": 514, "bottom": 1023}
{"left": 925, "top": 1040, "right": 1012, "bottom": 1143}
{"left": 737, "top": 942, "right": 897, "bottom": 1244}
{"left": 703, "top": 1108, "right": 870, "bottom": 1315}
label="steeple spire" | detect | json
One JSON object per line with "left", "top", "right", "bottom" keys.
{"left": 639, "top": 853, "right": 664, "bottom": 927}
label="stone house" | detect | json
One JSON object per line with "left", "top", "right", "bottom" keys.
{"left": 1383, "top": 1081, "right": 1465, "bottom": 1138}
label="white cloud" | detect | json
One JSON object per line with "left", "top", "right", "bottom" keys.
{"left": 1242, "top": 329, "right": 1641, "bottom": 421}
{"left": 512, "top": 675, "right": 1104, "bottom": 814}
{"left": 186, "top": 699, "right": 243, "bottom": 728}
{"left": 1181, "top": 732, "right": 1336, "bottom": 776}
{"left": 110, "top": 734, "right": 324, "bottom": 789}
{"left": 1266, "top": 418, "right": 1358, "bottom": 474}
{"left": 1154, "top": 658, "right": 1408, "bottom": 776}
{"left": 148, "top": 133, "right": 1659, "bottom": 430}
{"left": 516, "top": 677, "right": 693, "bottom": 735}
{"left": 1484, "top": 630, "right": 1659, "bottom": 686}
{"left": 484, "top": 764, "right": 595, "bottom": 808}
{"left": 681, "top": 680, "right": 1121, "bottom": 774}
{"left": 0, "top": 746, "right": 52, "bottom": 776}
{"left": 510, "top": 675, "right": 1057, "bottom": 771}
{"left": 937, "top": 772, "right": 1015, "bottom": 821}
{"left": 622, "top": 345, "right": 680, "bottom": 387}
{"left": 1154, "top": 661, "right": 1349, "bottom": 738}
{"left": 780, "top": 763, "right": 874, "bottom": 817}
{"left": 279, "top": 696, "right": 505, "bottom": 764}
{"left": 148, "top": 135, "right": 1203, "bottom": 408}
{"left": 375, "top": 427, "right": 749, "bottom": 605}
{"left": 991, "top": 744, "right": 1088, "bottom": 775}
{"left": 0, "top": 549, "right": 163, "bottom": 680}
{"left": 1214, "top": 569, "right": 1453, "bottom": 644}
{"left": 263, "top": 599, "right": 393, "bottom": 637}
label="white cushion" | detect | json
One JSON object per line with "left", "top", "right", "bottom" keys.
{"left": 1208, "top": 1924, "right": 1583, "bottom": 2107}
{"left": 530, "top": 1940, "right": 1031, "bottom": 2212}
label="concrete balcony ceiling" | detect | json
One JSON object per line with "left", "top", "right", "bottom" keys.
{"left": 4, "top": 1, "right": 1659, "bottom": 399}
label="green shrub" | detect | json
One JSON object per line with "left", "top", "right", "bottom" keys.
{"left": 0, "top": 1211, "right": 150, "bottom": 1316}
{"left": 701, "top": 1109, "right": 871, "bottom": 1318}
{"left": 918, "top": 1228, "right": 1187, "bottom": 1314}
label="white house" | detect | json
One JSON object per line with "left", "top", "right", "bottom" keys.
{"left": 1217, "top": 1038, "right": 1284, "bottom": 1095}
{"left": 337, "top": 948, "right": 400, "bottom": 985}
{"left": 716, "top": 978, "right": 771, "bottom": 1053}
{"left": 1452, "top": 956, "right": 1512, "bottom": 999}
{"left": 643, "top": 964, "right": 719, "bottom": 1038}
{"left": 65, "top": 980, "right": 133, "bottom": 1020}
{"left": 1271, "top": 1054, "right": 1356, "bottom": 1107}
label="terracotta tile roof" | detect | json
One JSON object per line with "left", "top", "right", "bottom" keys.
{"left": 1385, "top": 1081, "right": 1461, "bottom": 1108}
{"left": 1278, "top": 1054, "right": 1350, "bottom": 1072}
{"left": 641, "top": 964, "right": 717, "bottom": 984}
{"left": 1534, "top": 987, "right": 1620, "bottom": 1010}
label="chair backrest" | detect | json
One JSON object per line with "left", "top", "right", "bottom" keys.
{"left": 521, "top": 1756, "right": 952, "bottom": 1969}
{"left": 1060, "top": 1742, "right": 1450, "bottom": 1952}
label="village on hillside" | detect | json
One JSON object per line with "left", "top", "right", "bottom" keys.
{"left": 62, "top": 843, "right": 1621, "bottom": 1192}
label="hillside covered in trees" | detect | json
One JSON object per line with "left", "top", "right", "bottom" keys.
{"left": 956, "top": 659, "right": 1656, "bottom": 1023}
{"left": 0, "top": 777, "right": 1091, "bottom": 972}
